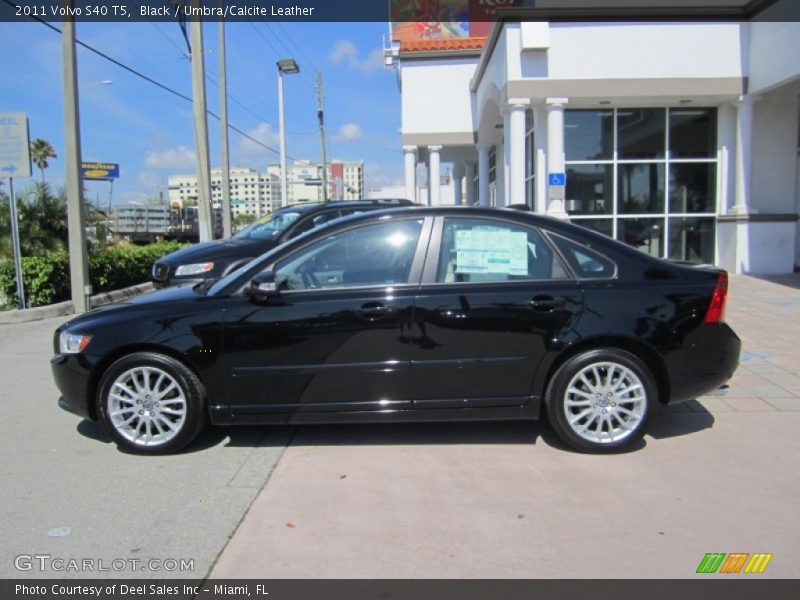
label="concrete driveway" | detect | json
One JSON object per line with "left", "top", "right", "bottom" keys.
{"left": 1, "top": 274, "right": 798, "bottom": 580}
{"left": 210, "top": 275, "right": 800, "bottom": 579}
{"left": 0, "top": 316, "right": 291, "bottom": 579}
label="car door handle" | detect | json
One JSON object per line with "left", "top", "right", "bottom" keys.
{"left": 357, "top": 302, "right": 391, "bottom": 319}
{"left": 528, "top": 295, "right": 566, "bottom": 311}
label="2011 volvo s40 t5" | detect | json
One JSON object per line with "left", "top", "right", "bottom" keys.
{"left": 52, "top": 207, "right": 740, "bottom": 454}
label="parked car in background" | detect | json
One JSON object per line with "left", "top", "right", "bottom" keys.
{"left": 54, "top": 206, "right": 740, "bottom": 455}
{"left": 151, "top": 199, "right": 414, "bottom": 288}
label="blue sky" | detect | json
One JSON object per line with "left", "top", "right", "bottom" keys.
{"left": 0, "top": 20, "right": 403, "bottom": 205}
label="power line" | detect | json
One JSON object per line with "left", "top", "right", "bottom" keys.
{"left": 272, "top": 21, "right": 320, "bottom": 74}
{"left": 250, "top": 22, "right": 316, "bottom": 91}
{"left": 5, "top": 2, "right": 297, "bottom": 160}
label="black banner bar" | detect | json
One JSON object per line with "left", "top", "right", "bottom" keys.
{"left": 2, "top": 579, "right": 798, "bottom": 600}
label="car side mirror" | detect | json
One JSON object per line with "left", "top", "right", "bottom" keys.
{"left": 247, "top": 271, "right": 280, "bottom": 303}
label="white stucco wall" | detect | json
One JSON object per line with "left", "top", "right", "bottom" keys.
{"left": 750, "top": 80, "right": 800, "bottom": 215}
{"left": 749, "top": 22, "right": 800, "bottom": 94}
{"left": 539, "top": 22, "right": 742, "bottom": 81}
{"left": 400, "top": 58, "right": 477, "bottom": 136}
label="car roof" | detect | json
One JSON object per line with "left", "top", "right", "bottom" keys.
{"left": 276, "top": 199, "right": 414, "bottom": 214}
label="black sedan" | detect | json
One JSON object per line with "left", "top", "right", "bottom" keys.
{"left": 53, "top": 207, "right": 740, "bottom": 454}
{"left": 152, "top": 198, "right": 414, "bottom": 288}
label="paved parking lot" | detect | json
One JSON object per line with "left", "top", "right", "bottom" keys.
{"left": 1, "top": 274, "right": 798, "bottom": 579}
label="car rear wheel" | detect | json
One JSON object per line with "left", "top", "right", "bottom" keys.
{"left": 97, "top": 352, "right": 207, "bottom": 454}
{"left": 546, "top": 348, "right": 656, "bottom": 452}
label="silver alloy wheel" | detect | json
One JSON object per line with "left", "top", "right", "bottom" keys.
{"left": 563, "top": 361, "right": 647, "bottom": 444}
{"left": 107, "top": 366, "right": 187, "bottom": 447}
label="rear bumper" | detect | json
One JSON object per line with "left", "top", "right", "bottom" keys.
{"left": 51, "top": 354, "right": 93, "bottom": 419}
{"left": 666, "top": 323, "right": 742, "bottom": 404}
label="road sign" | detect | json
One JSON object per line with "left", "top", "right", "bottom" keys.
{"left": 548, "top": 172, "right": 566, "bottom": 187}
{"left": 0, "top": 113, "right": 32, "bottom": 179}
{"left": 80, "top": 161, "right": 119, "bottom": 180}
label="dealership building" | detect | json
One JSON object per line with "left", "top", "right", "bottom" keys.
{"left": 391, "top": 13, "right": 800, "bottom": 274}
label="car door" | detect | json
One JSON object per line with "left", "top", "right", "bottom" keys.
{"left": 410, "top": 215, "right": 584, "bottom": 408}
{"left": 222, "top": 216, "right": 431, "bottom": 415}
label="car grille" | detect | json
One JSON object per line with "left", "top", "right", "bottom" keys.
{"left": 152, "top": 262, "right": 170, "bottom": 282}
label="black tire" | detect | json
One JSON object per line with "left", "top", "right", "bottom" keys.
{"left": 545, "top": 348, "right": 657, "bottom": 453}
{"left": 97, "top": 352, "right": 207, "bottom": 454}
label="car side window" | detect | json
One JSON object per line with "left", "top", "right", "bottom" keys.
{"left": 549, "top": 234, "right": 617, "bottom": 279}
{"left": 436, "top": 218, "right": 568, "bottom": 283}
{"left": 287, "top": 210, "right": 342, "bottom": 239}
{"left": 275, "top": 219, "right": 424, "bottom": 291}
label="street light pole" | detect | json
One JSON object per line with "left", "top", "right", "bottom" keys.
{"left": 190, "top": 3, "right": 213, "bottom": 242}
{"left": 62, "top": 8, "right": 90, "bottom": 313}
{"left": 218, "top": 9, "right": 232, "bottom": 237}
{"left": 277, "top": 58, "right": 299, "bottom": 209}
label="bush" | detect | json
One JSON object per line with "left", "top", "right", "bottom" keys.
{"left": 0, "top": 241, "right": 187, "bottom": 309}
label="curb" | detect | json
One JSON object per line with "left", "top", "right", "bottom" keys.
{"left": 0, "top": 282, "right": 155, "bottom": 325}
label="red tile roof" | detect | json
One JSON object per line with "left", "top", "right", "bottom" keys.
{"left": 399, "top": 38, "right": 487, "bottom": 53}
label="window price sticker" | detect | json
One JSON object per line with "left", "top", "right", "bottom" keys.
{"left": 455, "top": 229, "right": 528, "bottom": 275}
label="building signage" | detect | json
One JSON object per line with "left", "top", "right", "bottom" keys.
{"left": 80, "top": 162, "right": 119, "bottom": 180}
{"left": 548, "top": 172, "right": 566, "bottom": 187}
{"left": 0, "top": 112, "right": 32, "bottom": 179}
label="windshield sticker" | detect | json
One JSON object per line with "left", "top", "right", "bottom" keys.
{"left": 455, "top": 229, "right": 528, "bottom": 275}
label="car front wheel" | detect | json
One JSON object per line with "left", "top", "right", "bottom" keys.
{"left": 97, "top": 352, "right": 207, "bottom": 454}
{"left": 546, "top": 348, "right": 656, "bottom": 452}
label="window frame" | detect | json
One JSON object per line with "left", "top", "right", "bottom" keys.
{"left": 250, "top": 216, "right": 433, "bottom": 296}
{"left": 420, "top": 215, "right": 573, "bottom": 287}
{"left": 545, "top": 232, "right": 619, "bottom": 281}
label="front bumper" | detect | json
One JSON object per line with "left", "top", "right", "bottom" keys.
{"left": 51, "top": 353, "right": 94, "bottom": 419}
{"left": 152, "top": 276, "right": 205, "bottom": 289}
{"left": 666, "top": 323, "right": 742, "bottom": 404}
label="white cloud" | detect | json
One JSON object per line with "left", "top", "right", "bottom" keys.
{"left": 336, "top": 123, "right": 363, "bottom": 142}
{"left": 235, "top": 122, "right": 282, "bottom": 168}
{"left": 329, "top": 40, "right": 385, "bottom": 75}
{"left": 137, "top": 171, "right": 163, "bottom": 190}
{"left": 144, "top": 145, "right": 196, "bottom": 170}
{"left": 363, "top": 161, "right": 405, "bottom": 192}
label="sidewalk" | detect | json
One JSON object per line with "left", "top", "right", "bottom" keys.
{"left": 209, "top": 275, "right": 800, "bottom": 579}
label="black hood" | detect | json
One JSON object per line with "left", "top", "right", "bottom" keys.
{"left": 156, "top": 237, "right": 277, "bottom": 266}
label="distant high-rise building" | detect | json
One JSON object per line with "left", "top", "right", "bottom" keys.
{"left": 168, "top": 167, "right": 280, "bottom": 217}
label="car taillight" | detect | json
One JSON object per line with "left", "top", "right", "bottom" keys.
{"left": 704, "top": 271, "right": 728, "bottom": 324}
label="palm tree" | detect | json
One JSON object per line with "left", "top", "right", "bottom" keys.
{"left": 29, "top": 139, "right": 58, "bottom": 184}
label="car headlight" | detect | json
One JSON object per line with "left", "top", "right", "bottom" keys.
{"left": 59, "top": 331, "right": 92, "bottom": 354}
{"left": 175, "top": 262, "right": 214, "bottom": 276}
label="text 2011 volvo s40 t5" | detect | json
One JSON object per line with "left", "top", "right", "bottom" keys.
{"left": 52, "top": 207, "right": 740, "bottom": 454}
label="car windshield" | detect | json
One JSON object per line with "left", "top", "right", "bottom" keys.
{"left": 232, "top": 211, "right": 301, "bottom": 241}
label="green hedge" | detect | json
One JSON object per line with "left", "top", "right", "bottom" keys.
{"left": 0, "top": 241, "right": 186, "bottom": 309}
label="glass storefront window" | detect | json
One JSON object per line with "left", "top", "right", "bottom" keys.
{"left": 570, "top": 218, "right": 613, "bottom": 237}
{"left": 617, "top": 218, "right": 665, "bottom": 258}
{"left": 618, "top": 163, "right": 665, "bottom": 214}
{"left": 669, "top": 108, "right": 717, "bottom": 158}
{"left": 565, "top": 110, "right": 614, "bottom": 161}
{"left": 668, "top": 217, "right": 715, "bottom": 264}
{"left": 565, "top": 165, "right": 613, "bottom": 215}
{"left": 617, "top": 109, "right": 666, "bottom": 159}
{"left": 669, "top": 163, "right": 716, "bottom": 213}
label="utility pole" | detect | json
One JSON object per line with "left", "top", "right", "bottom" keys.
{"left": 190, "top": 1, "right": 213, "bottom": 242}
{"left": 62, "top": 10, "right": 90, "bottom": 313}
{"left": 316, "top": 69, "right": 329, "bottom": 204}
{"left": 218, "top": 7, "right": 232, "bottom": 237}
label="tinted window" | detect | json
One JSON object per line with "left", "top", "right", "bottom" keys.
{"left": 233, "top": 211, "right": 301, "bottom": 241}
{"left": 288, "top": 210, "right": 342, "bottom": 238}
{"left": 275, "top": 219, "right": 423, "bottom": 291}
{"left": 436, "top": 218, "right": 567, "bottom": 283}
{"left": 550, "top": 234, "right": 616, "bottom": 279}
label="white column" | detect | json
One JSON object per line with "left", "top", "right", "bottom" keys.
{"left": 452, "top": 163, "right": 465, "bottom": 206}
{"left": 507, "top": 98, "right": 530, "bottom": 205}
{"left": 500, "top": 109, "right": 510, "bottom": 206}
{"left": 546, "top": 98, "right": 569, "bottom": 219}
{"left": 464, "top": 162, "right": 476, "bottom": 206}
{"left": 533, "top": 105, "right": 548, "bottom": 214}
{"left": 732, "top": 96, "right": 755, "bottom": 215}
{"left": 428, "top": 145, "right": 442, "bottom": 206}
{"left": 477, "top": 144, "right": 491, "bottom": 207}
{"left": 403, "top": 145, "right": 417, "bottom": 203}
